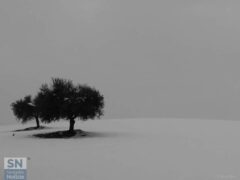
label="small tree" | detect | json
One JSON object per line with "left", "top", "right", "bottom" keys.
{"left": 35, "top": 78, "right": 104, "bottom": 133}
{"left": 11, "top": 95, "right": 41, "bottom": 128}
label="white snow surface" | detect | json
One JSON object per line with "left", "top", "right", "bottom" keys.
{"left": 1, "top": 118, "right": 240, "bottom": 180}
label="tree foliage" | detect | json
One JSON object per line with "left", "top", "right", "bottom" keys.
{"left": 11, "top": 95, "right": 40, "bottom": 128}
{"left": 35, "top": 78, "right": 104, "bottom": 132}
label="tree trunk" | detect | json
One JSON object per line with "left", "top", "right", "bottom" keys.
{"left": 35, "top": 116, "right": 40, "bottom": 128}
{"left": 69, "top": 118, "right": 75, "bottom": 133}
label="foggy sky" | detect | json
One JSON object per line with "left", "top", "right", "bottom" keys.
{"left": 1, "top": 0, "right": 240, "bottom": 124}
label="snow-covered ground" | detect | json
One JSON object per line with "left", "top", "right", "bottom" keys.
{"left": 1, "top": 118, "right": 240, "bottom": 180}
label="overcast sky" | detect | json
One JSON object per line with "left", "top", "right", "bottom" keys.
{"left": 1, "top": 0, "right": 240, "bottom": 124}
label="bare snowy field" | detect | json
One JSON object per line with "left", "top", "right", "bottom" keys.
{"left": 1, "top": 118, "right": 240, "bottom": 180}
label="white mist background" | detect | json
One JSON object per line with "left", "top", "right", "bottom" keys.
{"left": 1, "top": 0, "right": 240, "bottom": 124}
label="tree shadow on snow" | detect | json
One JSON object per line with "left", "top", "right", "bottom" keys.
{"left": 13, "top": 126, "right": 49, "bottom": 132}
{"left": 33, "top": 129, "right": 86, "bottom": 138}
{"left": 33, "top": 129, "right": 132, "bottom": 139}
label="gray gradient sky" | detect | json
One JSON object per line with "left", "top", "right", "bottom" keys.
{"left": 1, "top": 0, "right": 240, "bottom": 124}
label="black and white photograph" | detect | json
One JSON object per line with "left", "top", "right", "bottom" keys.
{"left": 1, "top": 0, "right": 240, "bottom": 179}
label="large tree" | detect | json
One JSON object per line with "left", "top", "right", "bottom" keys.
{"left": 11, "top": 95, "right": 41, "bottom": 128}
{"left": 35, "top": 78, "right": 104, "bottom": 133}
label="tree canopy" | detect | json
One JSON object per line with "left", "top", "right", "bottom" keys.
{"left": 11, "top": 78, "right": 104, "bottom": 133}
{"left": 11, "top": 95, "right": 40, "bottom": 128}
{"left": 35, "top": 78, "right": 104, "bottom": 132}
